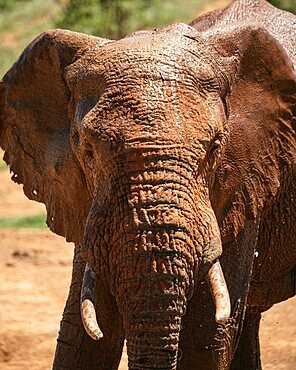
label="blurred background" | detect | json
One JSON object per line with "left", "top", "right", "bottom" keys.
{"left": 0, "top": 1, "right": 295, "bottom": 369}
{"left": 0, "top": 0, "right": 295, "bottom": 78}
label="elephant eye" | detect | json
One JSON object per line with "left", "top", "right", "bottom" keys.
{"left": 208, "top": 138, "right": 221, "bottom": 157}
{"left": 207, "top": 133, "right": 226, "bottom": 168}
{"left": 85, "top": 149, "right": 94, "bottom": 161}
{"left": 71, "top": 128, "right": 80, "bottom": 146}
{"left": 221, "top": 95, "right": 229, "bottom": 118}
{"left": 83, "top": 140, "right": 95, "bottom": 167}
{"left": 83, "top": 148, "right": 95, "bottom": 172}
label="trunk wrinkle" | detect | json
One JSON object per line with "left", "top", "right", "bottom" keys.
{"left": 82, "top": 151, "right": 224, "bottom": 369}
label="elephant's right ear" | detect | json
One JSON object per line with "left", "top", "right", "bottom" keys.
{"left": 0, "top": 29, "right": 109, "bottom": 244}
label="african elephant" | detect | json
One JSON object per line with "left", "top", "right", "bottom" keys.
{"left": 0, "top": 0, "right": 295, "bottom": 369}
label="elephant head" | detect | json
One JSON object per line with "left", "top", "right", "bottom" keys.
{"left": 0, "top": 20, "right": 295, "bottom": 369}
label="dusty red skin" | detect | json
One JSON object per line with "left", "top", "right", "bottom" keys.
{"left": 0, "top": 0, "right": 295, "bottom": 369}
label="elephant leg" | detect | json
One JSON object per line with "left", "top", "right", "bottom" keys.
{"left": 53, "top": 245, "right": 124, "bottom": 370}
{"left": 230, "top": 309, "right": 261, "bottom": 370}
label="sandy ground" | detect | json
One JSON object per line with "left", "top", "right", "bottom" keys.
{"left": 0, "top": 164, "right": 295, "bottom": 369}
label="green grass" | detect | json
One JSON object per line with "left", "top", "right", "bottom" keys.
{"left": 0, "top": 214, "right": 47, "bottom": 229}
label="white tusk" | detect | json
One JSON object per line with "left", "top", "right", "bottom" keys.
{"left": 208, "top": 258, "right": 231, "bottom": 324}
{"left": 81, "top": 299, "right": 103, "bottom": 340}
{"left": 80, "top": 264, "right": 103, "bottom": 341}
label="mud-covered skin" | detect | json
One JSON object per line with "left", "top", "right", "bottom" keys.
{"left": 53, "top": 245, "right": 124, "bottom": 370}
{"left": 0, "top": 0, "right": 295, "bottom": 369}
{"left": 73, "top": 30, "right": 226, "bottom": 368}
{"left": 191, "top": 1, "right": 296, "bottom": 367}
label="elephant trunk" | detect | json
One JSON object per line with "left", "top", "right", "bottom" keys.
{"left": 80, "top": 151, "right": 230, "bottom": 367}
{"left": 118, "top": 234, "right": 191, "bottom": 369}
{"left": 125, "top": 314, "right": 181, "bottom": 370}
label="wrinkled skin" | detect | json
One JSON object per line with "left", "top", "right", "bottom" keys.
{"left": 0, "top": 0, "right": 295, "bottom": 369}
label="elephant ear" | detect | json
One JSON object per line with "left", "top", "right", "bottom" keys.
{"left": 207, "top": 24, "right": 296, "bottom": 241}
{"left": 0, "top": 29, "right": 109, "bottom": 244}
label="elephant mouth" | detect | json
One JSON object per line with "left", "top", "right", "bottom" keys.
{"left": 80, "top": 259, "right": 230, "bottom": 341}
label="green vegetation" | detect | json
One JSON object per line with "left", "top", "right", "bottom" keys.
{"left": 0, "top": 0, "right": 223, "bottom": 77}
{"left": 54, "top": 0, "right": 296, "bottom": 39}
{"left": 0, "top": 0, "right": 62, "bottom": 77}
{"left": 0, "top": 0, "right": 28, "bottom": 11}
{"left": 55, "top": 0, "right": 210, "bottom": 39}
{"left": 0, "top": 1, "right": 294, "bottom": 77}
{"left": 0, "top": 159, "right": 6, "bottom": 170}
{"left": 0, "top": 150, "right": 6, "bottom": 170}
{"left": 269, "top": 0, "right": 296, "bottom": 13}
{"left": 0, "top": 214, "right": 47, "bottom": 229}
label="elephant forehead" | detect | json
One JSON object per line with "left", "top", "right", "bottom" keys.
{"left": 102, "top": 38, "right": 215, "bottom": 81}
{"left": 80, "top": 78, "right": 221, "bottom": 150}
{"left": 67, "top": 24, "right": 219, "bottom": 92}
{"left": 68, "top": 25, "right": 224, "bottom": 147}
{"left": 102, "top": 23, "right": 200, "bottom": 61}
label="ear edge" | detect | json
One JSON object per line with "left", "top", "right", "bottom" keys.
{"left": 0, "top": 81, "right": 4, "bottom": 147}
{"left": 210, "top": 24, "right": 296, "bottom": 241}
{"left": 0, "top": 29, "right": 107, "bottom": 244}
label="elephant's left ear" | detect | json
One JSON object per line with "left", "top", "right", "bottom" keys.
{"left": 0, "top": 29, "right": 109, "bottom": 244}
{"left": 204, "top": 24, "right": 296, "bottom": 239}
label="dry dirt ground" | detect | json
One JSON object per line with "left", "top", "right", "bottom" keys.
{"left": 0, "top": 165, "right": 295, "bottom": 369}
